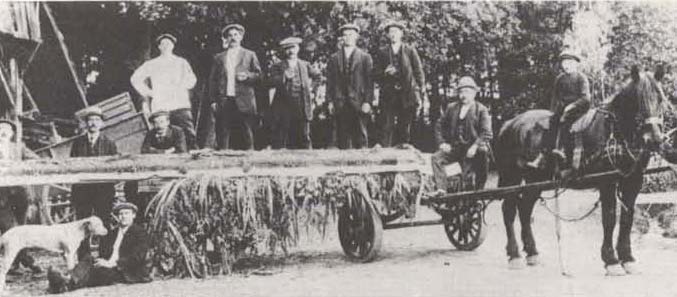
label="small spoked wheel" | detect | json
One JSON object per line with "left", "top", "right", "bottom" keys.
{"left": 338, "top": 197, "right": 383, "bottom": 262}
{"left": 443, "top": 200, "right": 487, "bottom": 251}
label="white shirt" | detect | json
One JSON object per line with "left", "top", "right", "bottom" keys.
{"left": 459, "top": 102, "right": 474, "bottom": 120}
{"left": 0, "top": 141, "right": 10, "bottom": 160}
{"left": 108, "top": 226, "right": 129, "bottom": 264}
{"left": 390, "top": 43, "right": 402, "bottom": 55}
{"left": 225, "top": 47, "right": 242, "bottom": 97}
{"left": 130, "top": 54, "right": 197, "bottom": 112}
{"left": 344, "top": 46, "right": 356, "bottom": 60}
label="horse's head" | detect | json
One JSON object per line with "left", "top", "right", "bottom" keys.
{"left": 609, "top": 65, "right": 667, "bottom": 151}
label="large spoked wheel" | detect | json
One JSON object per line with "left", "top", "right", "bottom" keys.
{"left": 338, "top": 196, "right": 383, "bottom": 262}
{"left": 443, "top": 200, "right": 487, "bottom": 251}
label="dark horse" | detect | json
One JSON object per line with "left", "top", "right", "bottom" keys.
{"left": 495, "top": 66, "right": 666, "bottom": 275}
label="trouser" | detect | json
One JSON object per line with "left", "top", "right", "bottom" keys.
{"left": 169, "top": 108, "right": 197, "bottom": 150}
{"left": 379, "top": 105, "right": 416, "bottom": 147}
{"left": 215, "top": 99, "right": 256, "bottom": 150}
{"left": 0, "top": 187, "right": 37, "bottom": 270}
{"left": 272, "top": 113, "right": 311, "bottom": 149}
{"left": 431, "top": 144, "right": 489, "bottom": 191}
{"left": 71, "top": 184, "right": 115, "bottom": 259}
{"left": 336, "top": 107, "right": 369, "bottom": 149}
{"left": 69, "top": 255, "right": 123, "bottom": 290}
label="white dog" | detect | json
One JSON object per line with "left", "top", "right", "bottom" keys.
{"left": 0, "top": 216, "right": 108, "bottom": 291}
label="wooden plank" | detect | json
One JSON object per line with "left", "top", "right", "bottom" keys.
{"left": 636, "top": 191, "right": 677, "bottom": 205}
{"left": 0, "top": 148, "right": 427, "bottom": 186}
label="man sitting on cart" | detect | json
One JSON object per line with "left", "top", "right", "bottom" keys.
{"left": 431, "top": 76, "right": 493, "bottom": 195}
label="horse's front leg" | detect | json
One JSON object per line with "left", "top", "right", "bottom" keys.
{"left": 600, "top": 182, "right": 624, "bottom": 275}
{"left": 500, "top": 173, "right": 522, "bottom": 269}
{"left": 518, "top": 183, "right": 540, "bottom": 266}
{"left": 617, "top": 173, "right": 642, "bottom": 274}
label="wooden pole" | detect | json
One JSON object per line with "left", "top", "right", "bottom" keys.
{"left": 42, "top": 3, "right": 88, "bottom": 108}
{"left": 10, "top": 58, "right": 22, "bottom": 160}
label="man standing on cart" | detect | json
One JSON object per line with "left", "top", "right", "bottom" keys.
{"left": 431, "top": 76, "right": 492, "bottom": 195}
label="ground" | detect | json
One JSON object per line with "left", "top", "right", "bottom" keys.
{"left": 6, "top": 188, "right": 677, "bottom": 297}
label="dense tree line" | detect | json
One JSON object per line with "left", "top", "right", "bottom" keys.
{"left": 47, "top": 1, "right": 677, "bottom": 151}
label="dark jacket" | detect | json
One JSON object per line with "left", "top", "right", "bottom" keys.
{"left": 269, "top": 59, "right": 321, "bottom": 121}
{"left": 208, "top": 47, "right": 262, "bottom": 115}
{"left": 550, "top": 71, "right": 591, "bottom": 117}
{"left": 326, "top": 48, "right": 374, "bottom": 111}
{"left": 435, "top": 101, "right": 493, "bottom": 148}
{"left": 99, "top": 224, "right": 151, "bottom": 283}
{"left": 141, "top": 125, "right": 186, "bottom": 154}
{"left": 374, "top": 44, "right": 425, "bottom": 109}
{"left": 70, "top": 134, "right": 118, "bottom": 158}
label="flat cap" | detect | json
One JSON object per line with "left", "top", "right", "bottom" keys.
{"left": 112, "top": 202, "right": 138, "bottom": 214}
{"left": 149, "top": 110, "right": 170, "bottom": 121}
{"left": 383, "top": 20, "right": 405, "bottom": 32}
{"left": 0, "top": 119, "right": 16, "bottom": 132}
{"left": 155, "top": 33, "right": 177, "bottom": 45}
{"left": 457, "top": 76, "right": 478, "bottom": 91}
{"left": 279, "top": 37, "right": 303, "bottom": 49}
{"left": 80, "top": 106, "right": 104, "bottom": 120}
{"left": 338, "top": 23, "right": 360, "bottom": 34}
{"left": 559, "top": 50, "right": 581, "bottom": 62}
{"left": 222, "top": 24, "right": 245, "bottom": 36}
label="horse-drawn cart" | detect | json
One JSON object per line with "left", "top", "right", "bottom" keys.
{"left": 2, "top": 147, "right": 673, "bottom": 268}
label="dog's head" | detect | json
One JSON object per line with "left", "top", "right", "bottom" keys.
{"left": 82, "top": 216, "right": 108, "bottom": 236}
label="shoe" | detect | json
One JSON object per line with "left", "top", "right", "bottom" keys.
{"left": 525, "top": 153, "right": 544, "bottom": 169}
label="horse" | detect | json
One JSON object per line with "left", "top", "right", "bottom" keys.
{"left": 495, "top": 65, "right": 666, "bottom": 275}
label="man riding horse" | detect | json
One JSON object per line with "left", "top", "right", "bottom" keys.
{"left": 526, "top": 49, "right": 591, "bottom": 174}
{"left": 496, "top": 63, "right": 666, "bottom": 275}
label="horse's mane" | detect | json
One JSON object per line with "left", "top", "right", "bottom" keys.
{"left": 604, "top": 70, "right": 668, "bottom": 118}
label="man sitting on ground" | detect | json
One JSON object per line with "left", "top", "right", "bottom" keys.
{"left": 47, "top": 202, "right": 151, "bottom": 293}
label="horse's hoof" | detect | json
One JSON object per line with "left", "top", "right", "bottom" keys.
{"left": 508, "top": 257, "right": 525, "bottom": 270}
{"left": 605, "top": 264, "right": 626, "bottom": 276}
{"left": 526, "top": 255, "right": 540, "bottom": 266}
{"left": 622, "top": 261, "right": 640, "bottom": 275}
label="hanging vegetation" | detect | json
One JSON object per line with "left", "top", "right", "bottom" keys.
{"left": 145, "top": 170, "right": 429, "bottom": 278}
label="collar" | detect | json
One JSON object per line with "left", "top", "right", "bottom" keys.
{"left": 344, "top": 46, "right": 356, "bottom": 56}
{"left": 87, "top": 132, "right": 100, "bottom": 142}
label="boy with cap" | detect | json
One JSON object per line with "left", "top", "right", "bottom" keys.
{"left": 269, "top": 37, "right": 322, "bottom": 149}
{"left": 47, "top": 202, "right": 151, "bottom": 293}
{"left": 131, "top": 33, "right": 198, "bottom": 150}
{"left": 208, "top": 24, "right": 262, "bottom": 150}
{"left": 69, "top": 107, "right": 118, "bottom": 259}
{"left": 326, "top": 23, "right": 374, "bottom": 149}
{"left": 526, "top": 49, "right": 591, "bottom": 169}
{"left": 431, "top": 76, "right": 493, "bottom": 194}
{"left": 374, "top": 20, "right": 425, "bottom": 147}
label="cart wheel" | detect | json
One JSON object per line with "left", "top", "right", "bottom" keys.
{"left": 443, "top": 201, "right": 487, "bottom": 251}
{"left": 338, "top": 197, "right": 383, "bottom": 262}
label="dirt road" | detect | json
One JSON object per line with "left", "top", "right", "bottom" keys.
{"left": 7, "top": 189, "right": 677, "bottom": 297}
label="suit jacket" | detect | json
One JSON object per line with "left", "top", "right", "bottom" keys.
{"left": 70, "top": 134, "right": 118, "bottom": 158}
{"left": 99, "top": 224, "right": 151, "bottom": 283}
{"left": 435, "top": 101, "right": 493, "bottom": 148}
{"left": 326, "top": 47, "right": 374, "bottom": 111}
{"left": 269, "top": 59, "right": 321, "bottom": 121}
{"left": 374, "top": 44, "right": 425, "bottom": 109}
{"left": 208, "top": 47, "right": 262, "bottom": 114}
{"left": 141, "top": 125, "right": 186, "bottom": 154}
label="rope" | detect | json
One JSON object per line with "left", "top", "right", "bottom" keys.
{"left": 540, "top": 198, "right": 600, "bottom": 222}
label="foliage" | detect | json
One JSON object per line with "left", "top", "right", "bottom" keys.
{"left": 146, "top": 172, "right": 424, "bottom": 277}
